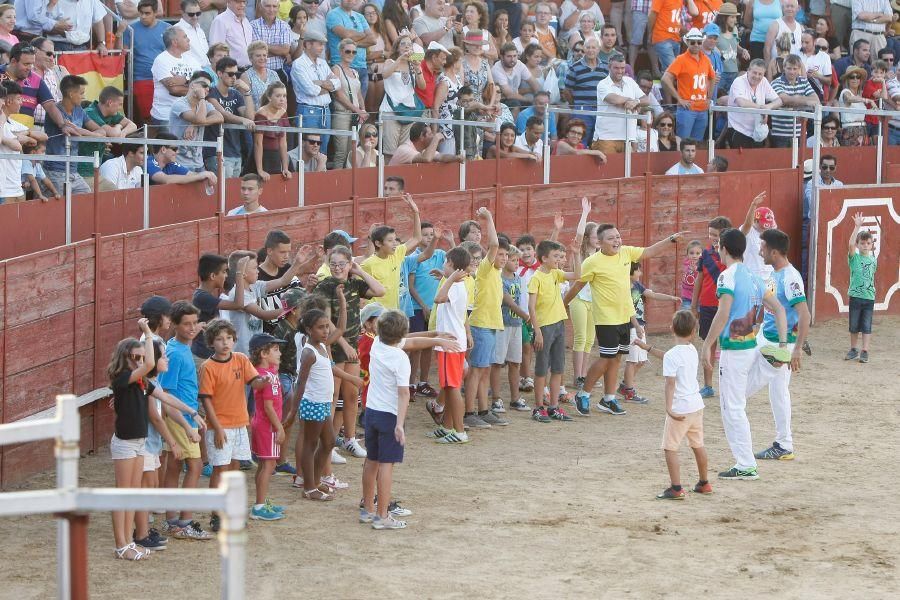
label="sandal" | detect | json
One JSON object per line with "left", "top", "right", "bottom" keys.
{"left": 303, "top": 488, "right": 334, "bottom": 501}
{"left": 115, "top": 542, "right": 151, "bottom": 561}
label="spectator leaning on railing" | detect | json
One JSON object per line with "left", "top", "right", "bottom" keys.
{"left": 146, "top": 131, "right": 217, "bottom": 187}
{"left": 167, "top": 71, "right": 224, "bottom": 173}
{"left": 78, "top": 86, "right": 137, "bottom": 178}
{"left": 98, "top": 143, "right": 145, "bottom": 191}
{"left": 0, "top": 43, "right": 67, "bottom": 130}
{"left": 151, "top": 27, "right": 201, "bottom": 130}
{"left": 593, "top": 52, "right": 648, "bottom": 155}
{"left": 44, "top": 75, "right": 108, "bottom": 196}
{"left": 206, "top": 56, "right": 256, "bottom": 177}
{"left": 291, "top": 29, "right": 339, "bottom": 156}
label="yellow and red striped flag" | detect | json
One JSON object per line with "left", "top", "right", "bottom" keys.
{"left": 56, "top": 52, "right": 126, "bottom": 102}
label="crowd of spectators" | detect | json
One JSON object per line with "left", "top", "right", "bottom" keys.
{"left": 1, "top": 0, "right": 899, "bottom": 201}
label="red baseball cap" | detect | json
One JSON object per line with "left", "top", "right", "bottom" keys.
{"left": 755, "top": 207, "right": 777, "bottom": 229}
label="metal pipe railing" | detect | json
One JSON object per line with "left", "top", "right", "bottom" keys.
{"left": 0, "top": 151, "right": 99, "bottom": 244}
{"left": 71, "top": 134, "right": 222, "bottom": 230}
{"left": 378, "top": 112, "right": 499, "bottom": 196}
{"left": 545, "top": 106, "right": 652, "bottom": 182}
{"left": 0, "top": 395, "right": 247, "bottom": 600}
{"left": 708, "top": 104, "right": 818, "bottom": 168}
{"left": 221, "top": 122, "right": 357, "bottom": 207}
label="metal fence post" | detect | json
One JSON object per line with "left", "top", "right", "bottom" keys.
{"left": 142, "top": 125, "right": 150, "bottom": 230}
{"left": 542, "top": 109, "right": 550, "bottom": 184}
{"left": 219, "top": 471, "right": 248, "bottom": 600}
{"left": 377, "top": 115, "right": 384, "bottom": 197}
{"left": 707, "top": 107, "right": 715, "bottom": 160}
{"left": 459, "top": 108, "right": 466, "bottom": 191}
{"left": 65, "top": 138, "right": 72, "bottom": 245}
{"left": 809, "top": 103, "right": 823, "bottom": 324}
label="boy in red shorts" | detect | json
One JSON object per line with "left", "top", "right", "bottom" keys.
{"left": 429, "top": 246, "right": 473, "bottom": 444}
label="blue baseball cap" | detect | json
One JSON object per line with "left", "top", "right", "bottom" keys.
{"left": 330, "top": 229, "right": 358, "bottom": 244}
{"left": 702, "top": 23, "right": 721, "bottom": 37}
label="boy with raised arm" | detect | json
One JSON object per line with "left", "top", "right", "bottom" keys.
{"left": 845, "top": 212, "right": 877, "bottom": 363}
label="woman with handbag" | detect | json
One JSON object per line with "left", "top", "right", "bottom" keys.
{"left": 379, "top": 34, "right": 426, "bottom": 162}
{"left": 331, "top": 38, "right": 369, "bottom": 169}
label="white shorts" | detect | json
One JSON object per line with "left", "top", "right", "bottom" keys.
{"left": 143, "top": 451, "right": 161, "bottom": 472}
{"left": 627, "top": 328, "right": 648, "bottom": 363}
{"left": 205, "top": 427, "right": 252, "bottom": 467}
{"left": 110, "top": 435, "right": 146, "bottom": 460}
{"left": 493, "top": 325, "right": 523, "bottom": 365}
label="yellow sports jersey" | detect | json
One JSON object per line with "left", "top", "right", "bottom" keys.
{"left": 468, "top": 258, "right": 504, "bottom": 330}
{"left": 361, "top": 243, "right": 407, "bottom": 309}
{"left": 579, "top": 246, "right": 645, "bottom": 325}
{"left": 527, "top": 268, "right": 568, "bottom": 326}
{"left": 464, "top": 274, "right": 475, "bottom": 310}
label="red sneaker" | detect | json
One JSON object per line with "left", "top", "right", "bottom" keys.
{"left": 415, "top": 382, "right": 438, "bottom": 398}
{"left": 693, "top": 482, "right": 713, "bottom": 495}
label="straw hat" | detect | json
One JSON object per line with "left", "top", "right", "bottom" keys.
{"left": 719, "top": 2, "right": 739, "bottom": 16}
{"left": 841, "top": 65, "right": 868, "bottom": 81}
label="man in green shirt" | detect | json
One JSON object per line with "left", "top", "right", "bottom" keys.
{"left": 78, "top": 86, "right": 137, "bottom": 178}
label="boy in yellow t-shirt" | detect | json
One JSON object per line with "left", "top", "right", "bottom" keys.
{"left": 463, "top": 207, "right": 510, "bottom": 430}
{"left": 361, "top": 193, "right": 422, "bottom": 309}
{"left": 528, "top": 239, "right": 581, "bottom": 422}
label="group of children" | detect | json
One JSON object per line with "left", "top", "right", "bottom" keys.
{"left": 106, "top": 190, "right": 879, "bottom": 557}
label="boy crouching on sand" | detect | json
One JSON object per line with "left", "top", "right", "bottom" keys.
{"left": 634, "top": 310, "right": 711, "bottom": 500}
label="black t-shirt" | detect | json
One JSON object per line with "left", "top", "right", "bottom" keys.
{"left": 112, "top": 369, "right": 154, "bottom": 440}
{"left": 257, "top": 263, "right": 305, "bottom": 334}
{"left": 192, "top": 287, "right": 221, "bottom": 358}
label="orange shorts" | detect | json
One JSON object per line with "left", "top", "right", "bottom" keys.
{"left": 661, "top": 409, "right": 704, "bottom": 451}
{"left": 436, "top": 351, "right": 465, "bottom": 389}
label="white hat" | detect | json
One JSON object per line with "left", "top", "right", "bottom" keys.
{"left": 683, "top": 28, "right": 704, "bottom": 42}
{"left": 803, "top": 158, "right": 814, "bottom": 177}
{"left": 426, "top": 41, "right": 450, "bottom": 54}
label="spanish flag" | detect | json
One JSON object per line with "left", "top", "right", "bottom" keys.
{"left": 56, "top": 52, "right": 126, "bottom": 102}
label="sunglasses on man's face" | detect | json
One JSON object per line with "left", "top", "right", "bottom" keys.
{"left": 343, "top": 49, "right": 356, "bottom": 54}
{"left": 821, "top": 164, "right": 836, "bottom": 170}
{"left": 816, "top": 45, "right": 828, "bottom": 51}
{"left": 688, "top": 40, "right": 702, "bottom": 46}
{"left": 822, "top": 125, "right": 837, "bottom": 130}
{"left": 224, "top": 70, "right": 239, "bottom": 77}
{"left": 306, "top": 139, "right": 322, "bottom": 145}
{"left": 186, "top": 11, "right": 202, "bottom": 17}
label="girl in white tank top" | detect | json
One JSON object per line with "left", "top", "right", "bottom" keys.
{"left": 294, "top": 309, "right": 338, "bottom": 500}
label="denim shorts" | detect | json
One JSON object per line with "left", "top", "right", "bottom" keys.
{"left": 469, "top": 326, "right": 497, "bottom": 368}
{"left": 279, "top": 373, "right": 295, "bottom": 413}
{"left": 363, "top": 408, "right": 404, "bottom": 463}
{"left": 848, "top": 296, "right": 874, "bottom": 334}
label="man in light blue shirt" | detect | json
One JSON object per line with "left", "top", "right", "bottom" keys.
{"left": 291, "top": 29, "right": 341, "bottom": 153}
{"left": 665, "top": 139, "right": 704, "bottom": 175}
{"left": 14, "top": 0, "right": 71, "bottom": 37}
{"left": 515, "top": 91, "right": 557, "bottom": 139}
{"left": 325, "top": 0, "right": 376, "bottom": 95}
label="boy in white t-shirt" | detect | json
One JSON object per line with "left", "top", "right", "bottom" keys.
{"left": 428, "top": 246, "right": 473, "bottom": 444}
{"left": 635, "top": 310, "right": 710, "bottom": 500}
{"left": 360, "top": 310, "right": 460, "bottom": 529}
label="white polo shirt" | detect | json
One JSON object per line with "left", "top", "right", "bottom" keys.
{"left": 594, "top": 74, "right": 644, "bottom": 142}
{"left": 514, "top": 133, "right": 544, "bottom": 155}
{"left": 99, "top": 155, "right": 143, "bottom": 189}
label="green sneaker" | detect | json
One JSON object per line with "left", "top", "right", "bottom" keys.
{"left": 718, "top": 466, "right": 759, "bottom": 481}
{"left": 760, "top": 345, "right": 791, "bottom": 367}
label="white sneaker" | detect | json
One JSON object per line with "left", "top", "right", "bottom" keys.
{"left": 321, "top": 474, "right": 349, "bottom": 490}
{"left": 344, "top": 437, "right": 368, "bottom": 458}
{"left": 331, "top": 447, "right": 347, "bottom": 465}
{"left": 491, "top": 399, "right": 506, "bottom": 413}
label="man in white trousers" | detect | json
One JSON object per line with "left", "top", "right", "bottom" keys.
{"left": 749, "top": 228, "right": 810, "bottom": 462}
{"left": 701, "top": 227, "right": 787, "bottom": 481}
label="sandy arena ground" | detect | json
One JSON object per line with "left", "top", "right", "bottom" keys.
{"left": 0, "top": 316, "right": 898, "bottom": 599}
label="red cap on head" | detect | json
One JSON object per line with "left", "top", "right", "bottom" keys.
{"left": 755, "top": 207, "right": 776, "bottom": 229}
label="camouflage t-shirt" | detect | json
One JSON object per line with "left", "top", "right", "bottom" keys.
{"left": 313, "top": 276, "right": 370, "bottom": 363}
{"left": 271, "top": 318, "right": 299, "bottom": 376}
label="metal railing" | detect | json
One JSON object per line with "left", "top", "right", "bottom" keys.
{"left": 0, "top": 148, "right": 99, "bottom": 244}
{"left": 0, "top": 394, "right": 247, "bottom": 600}
{"left": 71, "top": 131, "right": 223, "bottom": 229}
{"left": 221, "top": 121, "right": 357, "bottom": 207}
{"left": 378, "top": 111, "right": 500, "bottom": 194}
{"left": 545, "top": 106, "right": 652, "bottom": 182}
{"left": 708, "top": 104, "right": 817, "bottom": 168}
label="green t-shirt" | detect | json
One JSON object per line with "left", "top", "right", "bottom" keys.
{"left": 848, "top": 252, "right": 877, "bottom": 301}
{"left": 78, "top": 101, "right": 125, "bottom": 177}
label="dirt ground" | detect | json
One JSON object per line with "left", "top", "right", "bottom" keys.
{"left": 1, "top": 316, "right": 898, "bottom": 600}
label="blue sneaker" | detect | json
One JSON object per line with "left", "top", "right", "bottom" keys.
{"left": 574, "top": 392, "right": 590, "bottom": 416}
{"left": 201, "top": 463, "right": 213, "bottom": 478}
{"left": 274, "top": 462, "right": 297, "bottom": 475}
{"left": 250, "top": 505, "right": 285, "bottom": 521}
{"left": 264, "top": 499, "right": 285, "bottom": 513}
{"left": 239, "top": 459, "right": 255, "bottom": 471}
{"left": 699, "top": 386, "right": 715, "bottom": 398}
